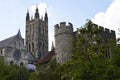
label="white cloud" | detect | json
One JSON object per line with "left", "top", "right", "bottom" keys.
{"left": 30, "top": 3, "right": 47, "bottom": 16}
{"left": 92, "top": 0, "right": 120, "bottom": 38}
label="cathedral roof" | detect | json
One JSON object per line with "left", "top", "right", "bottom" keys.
{"left": 0, "top": 35, "right": 16, "bottom": 48}
{"left": 38, "top": 48, "right": 55, "bottom": 64}
{"left": 0, "top": 30, "right": 23, "bottom": 48}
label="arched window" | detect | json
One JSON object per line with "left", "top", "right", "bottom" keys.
{"left": 13, "top": 50, "right": 21, "bottom": 61}
{"left": 10, "top": 60, "right": 14, "bottom": 65}
{"left": 32, "top": 43, "right": 34, "bottom": 52}
{"left": 20, "top": 62, "right": 24, "bottom": 66}
{"left": 29, "top": 43, "right": 31, "bottom": 52}
{"left": 1, "top": 50, "right": 2, "bottom": 55}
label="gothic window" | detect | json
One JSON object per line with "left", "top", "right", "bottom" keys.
{"left": 43, "top": 44, "right": 44, "bottom": 51}
{"left": 29, "top": 43, "right": 31, "bottom": 52}
{"left": 30, "top": 25, "right": 31, "bottom": 36}
{"left": 32, "top": 34, "right": 34, "bottom": 40}
{"left": 41, "top": 26, "right": 43, "bottom": 35}
{"left": 32, "top": 42, "right": 34, "bottom": 52}
{"left": 1, "top": 50, "right": 2, "bottom": 55}
{"left": 39, "top": 42, "right": 42, "bottom": 48}
{"left": 13, "top": 50, "right": 21, "bottom": 61}
{"left": 14, "top": 41, "right": 16, "bottom": 47}
{"left": 31, "top": 25, "right": 33, "bottom": 40}
{"left": 19, "top": 42, "right": 20, "bottom": 48}
{"left": 23, "top": 40, "right": 24, "bottom": 45}
{"left": 10, "top": 60, "right": 14, "bottom": 65}
{"left": 43, "top": 25, "right": 44, "bottom": 35}
{"left": 33, "top": 24, "right": 34, "bottom": 32}
{"left": 20, "top": 62, "right": 24, "bottom": 66}
{"left": 39, "top": 26, "right": 42, "bottom": 35}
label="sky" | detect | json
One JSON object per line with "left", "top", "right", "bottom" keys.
{"left": 0, "top": 0, "right": 119, "bottom": 50}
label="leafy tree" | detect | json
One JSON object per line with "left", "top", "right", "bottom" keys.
{"left": 58, "top": 20, "right": 120, "bottom": 80}
{"left": 0, "top": 59, "right": 30, "bottom": 80}
{"left": 29, "top": 59, "right": 61, "bottom": 80}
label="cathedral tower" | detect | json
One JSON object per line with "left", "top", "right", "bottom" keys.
{"left": 25, "top": 7, "right": 48, "bottom": 59}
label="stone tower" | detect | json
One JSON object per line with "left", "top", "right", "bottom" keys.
{"left": 54, "top": 22, "right": 74, "bottom": 64}
{"left": 25, "top": 7, "right": 48, "bottom": 59}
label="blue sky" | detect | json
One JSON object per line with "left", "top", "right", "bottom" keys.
{"left": 0, "top": 0, "right": 119, "bottom": 50}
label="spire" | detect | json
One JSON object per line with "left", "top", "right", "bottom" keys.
{"left": 51, "top": 41, "right": 54, "bottom": 50}
{"left": 35, "top": 5, "right": 39, "bottom": 19}
{"left": 17, "top": 29, "right": 22, "bottom": 38}
{"left": 26, "top": 9, "right": 30, "bottom": 22}
{"left": 31, "top": 15, "right": 33, "bottom": 20}
{"left": 44, "top": 8, "right": 48, "bottom": 21}
{"left": 41, "top": 15, "right": 43, "bottom": 20}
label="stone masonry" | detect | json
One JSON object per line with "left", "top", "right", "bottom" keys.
{"left": 54, "top": 21, "right": 116, "bottom": 64}
{"left": 25, "top": 7, "right": 48, "bottom": 59}
{"left": 54, "top": 22, "right": 74, "bottom": 64}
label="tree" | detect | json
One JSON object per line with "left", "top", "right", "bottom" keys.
{"left": 58, "top": 20, "right": 120, "bottom": 80}
{"left": 29, "top": 59, "right": 61, "bottom": 80}
{"left": 0, "top": 59, "right": 30, "bottom": 80}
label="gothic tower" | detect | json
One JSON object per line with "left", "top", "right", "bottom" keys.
{"left": 25, "top": 6, "right": 48, "bottom": 59}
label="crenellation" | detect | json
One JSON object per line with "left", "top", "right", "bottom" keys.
{"left": 54, "top": 24, "right": 59, "bottom": 29}
{"left": 68, "top": 22, "right": 73, "bottom": 27}
{"left": 111, "top": 30, "right": 115, "bottom": 34}
{"left": 92, "top": 23, "right": 98, "bottom": 28}
{"left": 99, "top": 26, "right": 104, "bottom": 31}
{"left": 54, "top": 22, "right": 73, "bottom": 37}
{"left": 60, "top": 22, "right": 66, "bottom": 26}
{"left": 92, "top": 23, "right": 99, "bottom": 31}
{"left": 105, "top": 28, "right": 110, "bottom": 34}
{"left": 110, "top": 30, "right": 116, "bottom": 40}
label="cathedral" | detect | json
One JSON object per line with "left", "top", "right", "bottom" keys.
{"left": 0, "top": 6, "right": 49, "bottom": 65}
{"left": 0, "top": 6, "right": 116, "bottom": 65}
{"left": 0, "top": 30, "right": 28, "bottom": 65}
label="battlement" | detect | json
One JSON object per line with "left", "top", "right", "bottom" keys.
{"left": 54, "top": 22, "right": 73, "bottom": 36}
{"left": 54, "top": 22, "right": 73, "bottom": 29}
{"left": 92, "top": 23, "right": 115, "bottom": 35}
{"left": 91, "top": 23, "right": 116, "bottom": 40}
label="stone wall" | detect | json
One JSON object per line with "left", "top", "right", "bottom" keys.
{"left": 92, "top": 23, "right": 116, "bottom": 41}
{"left": 54, "top": 22, "right": 74, "bottom": 63}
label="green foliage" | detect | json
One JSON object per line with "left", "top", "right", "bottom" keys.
{"left": 0, "top": 60, "right": 30, "bottom": 80}
{"left": 111, "top": 45, "right": 120, "bottom": 67}
{"left": 29, "top": 72, "right": 39, "bottom": 80}
{"left": 29, "top": 59, "right": 61, "bottom": 80}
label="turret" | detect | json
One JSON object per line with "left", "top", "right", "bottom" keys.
{"left": 54, "top": 22, "right": 74, "bottom": 64}
{"left": 44, "top": 9, "right": 48, "bottom": 22}
{"left": 17, "top": 29, "right": 22, "bottom": 39}
{"left": 26, "top": 9, "right": 30, "bottom": 22}
{"left": 51, "top": 41, "right": 54, "bottom": 50}
{"left": 35, "top": 6, "right": 39, "bottom": 19}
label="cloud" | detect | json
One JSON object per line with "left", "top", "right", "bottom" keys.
{"left": 92, "top": 0, "right": 120, "bottom": 38}
{"left": 30, "top": 2, "right": 47, "bottom": 16}
{"left": 30, "top": 2, "right": 53, "bottom": 19}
